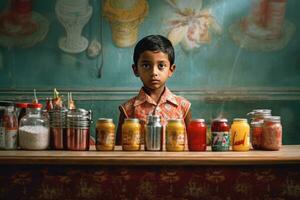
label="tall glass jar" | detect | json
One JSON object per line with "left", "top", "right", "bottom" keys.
{"left": 166, "top": 119, "right": 185, "bottom": 152}
{"left": 1, "top": 102, "right": 18, "bottom": 150}
{"left": 187, "top": 119, "right": 207, "bottom": 151}
{"left": 231, "top": 118, "right": 250, "bottom": 151}
{"left": 122, "top": 118, "right": 141, "bottom": 151}
{"left": 19, "top": 103, "right": 50, "bottom": 150}
{"left": 211, "top": 118, "right": 230, "bottom": 151}
{"left": 261, "top": 116, "right": 282, "bottom": 151}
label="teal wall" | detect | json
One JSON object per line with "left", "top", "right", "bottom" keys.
{"left": 0, "top": 0, "right": 299, "bottom": 144}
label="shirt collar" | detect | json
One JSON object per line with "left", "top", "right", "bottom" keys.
{"left": 133, "top": 87, "right": 179, "bottom": 107}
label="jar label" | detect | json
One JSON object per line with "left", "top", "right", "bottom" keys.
{"left": 96, "top": 130, "right": 115, "bottom": 146}
{"left": 123, "top": 130, "right": 140, "bottom": 145}
{"left": 211, "top": 131, "right": 230, "bottom": 151}
{"left": 5, "top": 129, "right": 17, "bottom": 149}
{"left": 0, "top": 127, "right": 5, "bottom": 148}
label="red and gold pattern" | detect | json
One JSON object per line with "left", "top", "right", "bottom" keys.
{"left": 0, "top": 165, "right": 299, "bottom": 200}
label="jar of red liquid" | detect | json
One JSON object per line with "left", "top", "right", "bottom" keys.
{"left": 250, "top": 121, "right": 263, "bottom": 150}
{"left": 187, "top": 119, "right": 206, "bottom": 151}
{"left": 211, "top": 118, "right": 230, "bottom": 151}
{"left": 261, "top": 116, "right": 282, "bottom": 151}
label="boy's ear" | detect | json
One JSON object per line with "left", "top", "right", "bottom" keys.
{"left": 132, "top": 64, "right": 139, "bottom": 77}
{"left": 168, "top": 64, "right": 176, "bottom": 77}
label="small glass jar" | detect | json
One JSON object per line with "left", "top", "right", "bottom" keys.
{"left": 261, "top": 116, "right": 282, "bottom": 151}
{"left": 187, "top": 119, "right": 206, "bottom": 151}
{"left": 250, "top": 121, "right": 263, "bottom": 150}
{"left": 122, "top": 118, "right": 141, "bottom": 151}
{"left": 211, "top": 118, "right": 230, "bottom": 151}
{"left": 96, "top": 118, "right": 115, "bottom": 151}
{"left": 19, "top": 103, "right": 50, "bottom": 150}
{"left": 166, "top": 119, "right": 185, "bottom": 151}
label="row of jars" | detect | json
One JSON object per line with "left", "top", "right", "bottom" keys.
{"left": 0, "top": 101, "right": 92, "bottom": 150}
{"left": 95, "top": 109, "right": 282, "bottom": 151}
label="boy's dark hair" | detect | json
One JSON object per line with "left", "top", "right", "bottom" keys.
{"left": 133, "top": 35, "right": 175, "bottom": 66}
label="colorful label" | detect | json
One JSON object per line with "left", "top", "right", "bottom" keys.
{"left": 123, "top": 130, "right": 140, "bottom": 145}
{"left": 5, "top": 129, "right": 17, "bottom": 149}
{"left": 0, "top": 127, "right": 5, "bottom": 149}
{"left": 166, "top": 130, "right": 185, "bottom": 151}
{"left": 211, "top": 131, "right": 230, "bottom": 151}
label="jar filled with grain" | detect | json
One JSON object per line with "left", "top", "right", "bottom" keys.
{"left": 19, "top": 103, "right": 50, "bottom": 150}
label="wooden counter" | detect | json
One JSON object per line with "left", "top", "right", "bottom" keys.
{"left": 1, "top": 145, "right": 299, "bottom": 165}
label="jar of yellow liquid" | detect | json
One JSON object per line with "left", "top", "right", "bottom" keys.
{"left": 231, "top": 118, "right": 250, "bottom": 151}
{"left": 166, "top": 119, "right": 185, "bottom": 151}
{"left": 122, "top": 118, "right": 141, "bottom": 151}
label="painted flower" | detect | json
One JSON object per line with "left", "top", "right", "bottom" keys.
{"left": 166, "top": 0, "right": 221, "bottom": 51}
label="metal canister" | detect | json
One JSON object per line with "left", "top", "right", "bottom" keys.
{"left": 144, "top": 115, "right": 163, "bottom": 151}
{"left": 166, "top": 119, "right": 185, "bottom": 151}
{"left": 122, "top": 118, "right": 141, "bottom": 151}
{"left": 211, "top": 118, "right": 230, "bottom": 151}
{"left": 66, "top": 109, "right": 92, "bottom": 151}
{"left": 96, "top": 118, "right": 115, "bottom": 151}
{"left": 49, "top": 108, "right": 68, "bottom": 150}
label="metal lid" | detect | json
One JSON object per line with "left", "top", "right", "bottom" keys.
{"left": 264, "top": 116, "right": 281, "bottom": 122}
{"left": 212, "top": 118, "right": 228, "bottom": 123}
{"left": 0, "top": 101, "right": 14, "bottom": 107}
{"left": 233, "top": 118, "right": 248, "bottom": 123}
{"left": 167, "top": 118, "right": 183, "bottom": 123}
{"left": 191, "top": 118, "right": 205, "bottom": 123}
{"left": 248, "top": 109, "right": 271, "bottom": 116}
{"left": 147, "top": 115, "right": 161, "bottom": 122}
{"left": 125, "top": 118, "right": 139, "bottom": 123}
{"left": 251, "top": 121, "right": 263, "bottom": 127}
{"left": 97, "top": 118, "right": 113, "bottom": 122}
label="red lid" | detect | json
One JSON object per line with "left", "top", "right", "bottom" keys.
{"left": 15, "top": 102, "right": 29, "bottom": 108}
{"left": 27, "top": 103, "right": 43, "bottom": 108}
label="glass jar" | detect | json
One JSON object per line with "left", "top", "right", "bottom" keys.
{"left": 261, "top": 116, "right": 282, "bottom": 151}
{"left": 211, "top": 118, "right": 230, "bottom": 151}
{"left": 122, "top": 118, "right": 141, "bottom": 151}
{"left": 187, "top": 119, "right": 206, "bottom": 151}
{"left": 231, "top": 118, "right": 250, "bottom": 151}
{"left": 250, "top": 121, "right": 263, "bottom": 150}
{"left": 248, "top": 109, "right": 271, "bottom": 122}
{"left": 1, "top": 102, "right": 18, "bottom": 150}
{"left": 19, "top": 103, "right": 50, "bottom": 150}
{"left": 166, "top": 119, "right": 185, "bottom": 152}
{"left": 96, "top": 118, "right": 115, "bottom": 151}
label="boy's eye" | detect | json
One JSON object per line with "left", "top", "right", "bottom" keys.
{"left": 141, "top": 64, "right": 151, "bottom": 69}
{"left": 158, "top": 63, "right": 166, "bottom": 70}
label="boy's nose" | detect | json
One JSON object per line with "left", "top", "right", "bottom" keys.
{"left": 151, "top": 66, "right": 159, "bottom": 76}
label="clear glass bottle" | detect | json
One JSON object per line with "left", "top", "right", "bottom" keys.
{"left": 19, "top": 103, "right": 50, "bottom": 150}
{"left": 2, "top": 103, "right": 18, "bottom": 150}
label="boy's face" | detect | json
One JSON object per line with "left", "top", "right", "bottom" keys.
{"left": 133, "top": 50, "right": 175, "bottom": 91}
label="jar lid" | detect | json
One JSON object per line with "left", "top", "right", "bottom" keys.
{"left": 125, "top": 118, "right": 139, "bottom": 123}
{"left": 147, "top": 115, "right": 160, "bottom": 122}
{"left": 167, "top": 118, "right": 183, "bottom": 123}
{"left": 233, "top": 118, "right": 248, "bottom": 123}
{"left": 97, "top": 118, "right": 113, "bottom": 122}
{"left": 0, "top": 101, "right": 14, "bottom": 107}
{"left": 15, "top": 102, "right": 29, "bottom": 108}
{"left": 191, "top": 118, "right": 205, "bottom": 123}
{"left": 251, "top": 121, "right": 263, "bottom": 127}
{"left": 264, "top": 116, "right": 281, "bottom": 122}
{"left": 27, "top": 103, "right": 43, "bottom": 108}
{"left": 212, "top": 118, "right": 228, "bottom": 123}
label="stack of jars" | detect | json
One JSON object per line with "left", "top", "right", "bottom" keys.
{"left": 249, "top": 109, "right": 282, "bottom": 151}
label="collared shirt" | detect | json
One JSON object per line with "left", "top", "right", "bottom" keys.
{"left": 120, "top": 87, "right": 191, "bottom": 126}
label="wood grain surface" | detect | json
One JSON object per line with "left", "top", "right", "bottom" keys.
{"left": 0, "top": 145, "right": 299, "bottom": 165}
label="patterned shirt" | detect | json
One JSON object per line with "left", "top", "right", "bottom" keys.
{"left": 120, "top": 87, "right": 191, "bottom": 127}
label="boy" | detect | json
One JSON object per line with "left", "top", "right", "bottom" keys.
{"left": 116, "top": 35, "right": 191, "bottom": 145}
